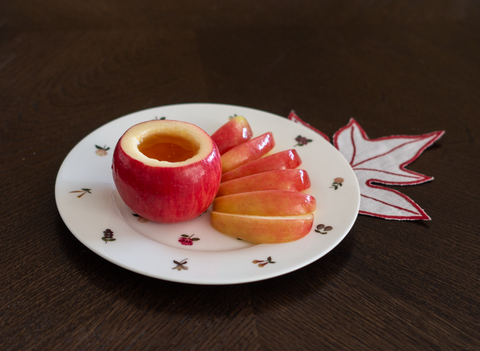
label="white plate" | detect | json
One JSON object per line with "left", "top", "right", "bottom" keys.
{"left": 55, "top": 103, "right": 360, "bottom": 284}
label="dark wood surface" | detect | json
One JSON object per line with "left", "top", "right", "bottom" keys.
{"left": 1, "top": 1, "right": 479, "bottom": 350}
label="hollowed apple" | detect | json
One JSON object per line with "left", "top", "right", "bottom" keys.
{"left": 112, "top": 120, "right": 222, "bottom": 223}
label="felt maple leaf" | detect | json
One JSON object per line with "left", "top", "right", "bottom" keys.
{"left": 288, "top": 111, "right": 330, "bottom": 142}
{"left": 288, "top": 112, "right": 444, "bottom": 220}
{"left": 333, "top": 119, "right": 444, "bottom": 220}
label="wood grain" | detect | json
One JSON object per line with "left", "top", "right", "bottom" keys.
{"left": 1, "top": 1, "right": 479, "bottom": 350}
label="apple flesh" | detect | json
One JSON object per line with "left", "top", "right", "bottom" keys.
{"left": 212, "top": 190, "right": 316, "bottom": 216}
{"left": 221, "top": 132, "right": 275, "bottom": 173}
{"left": 211, "top": 212, "right": 314, "bottom": 243}
{"left": 216, "top": 169, "right": 311, "bottom": 197}
{"left": 112, "top": 120, "right": 222, "bottom": 223}
{"left": 211, "top": 116, "right": 253, "bottom": 155}
{"left": 221, "top": 149, "right": 302, "bottom": 182}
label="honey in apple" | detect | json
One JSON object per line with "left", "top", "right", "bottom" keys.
{"left": 138, "top": 134, "right": 198, "bottom": 162}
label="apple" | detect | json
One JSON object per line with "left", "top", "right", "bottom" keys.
{"left": 211, "top": 116, "right": 253, "bottom": 155}
{"left": 216, "top": 169, "right": 311, "bottom": 197}
{"left": 221, "top": 132, "right": 275, "bottom": 173}
{"left": 211, "top": 212, "right": 314, "bottom": 243}
{"left": 221, "top": 149, "right": 302, "bottom": 182}
{"left": 112, "top": 120, "right": 222, "bottom": 223}
{"left": 212, "top": 190, "right": 316, "bottom": 216}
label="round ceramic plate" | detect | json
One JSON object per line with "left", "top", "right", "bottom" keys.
{"left": 55, "top": 103, "right": 360, "bottom": 285}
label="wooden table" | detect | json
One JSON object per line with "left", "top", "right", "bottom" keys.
{"left": 1, "top": 1, "right": 479, "bottom": 350}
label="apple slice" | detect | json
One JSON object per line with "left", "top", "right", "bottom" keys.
{"left": 221, "top": 149, "right": 302, "bottom": 182}
{"left": 112, "top": 120, "right": 222, "bottom": 223}
{"left": 211, "top": 116, "right": 253, "bottom": 155}
{"left": 213, "top": 190, "right": 316, "bottom": 216}
{"left": 216, "top": 169, "right": 311, "bottom": 197}
{"left": 211, "top": 212, "right": 314, "bottom": 243}
{"left": 221, "top": 132, "right": 275, "bottom": 173}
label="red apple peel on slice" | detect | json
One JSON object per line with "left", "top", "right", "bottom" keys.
{"left": 213, "top": 190, "right": 316, "bottom": 216}
{"left": 211, "top": 116, "right": 253, "bottom": 155}
{"left": 211, "top": 212, "right": 314, "bottom": 244}
{"left": 216, "top": 169, "right": 311, "bottom": 197}
{"left": 221, "top": 132, "right": 275, "bottom": 173}
{"left": 221, "top": 149, "right": 302, "bottom": 182}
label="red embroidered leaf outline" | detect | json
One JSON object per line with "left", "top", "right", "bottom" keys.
{"left": 288, "top": 111, "right": 330, "bottom": 142}
{"left": 333, "top": 118, "right": 444, "bottom": 220}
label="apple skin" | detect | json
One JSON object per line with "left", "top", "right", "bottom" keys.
{"left": 213, "top": 190, "right": 316, "bottom": 216}
{"left": 221, "top": 149, "right": 302, "bottom": 182}
{"left": 211, "top": 116, "right": 253, "bottom": 155}
{"left": 216, "top": 169, "right": 311, "bottom": 197}
{"left": 112, "top": 120, "right": 222, "bottom": 223}
{"left": 221, "top": 132, "right": 275, "bottom": 173}
{"left": 211, "top": 212, "right": 314, "bottom": 243}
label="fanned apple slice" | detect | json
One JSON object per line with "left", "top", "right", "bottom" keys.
{"left": 216, "top": 169, "right": 311, "bottom": 197}
{"left": 211, "top": 212, "right": 314, "bottom": 244}
{"left": 213, "top": 190, "right": 316, "bottom": 216}
{"left": 221, "top": 132, "right": 275, "bottom": 173}
{"left": 211, "top": 116, "right": 253, "bottom": 155}
{"left": 221, "top": 149, "right": 302, "bottom": 182}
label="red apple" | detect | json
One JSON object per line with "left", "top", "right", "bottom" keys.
{"left": 112, "top": 120, "right": 222, "bottom": 223}
{"left": 221, "top": 149, "right": 302, "bottom": 182}
{"left": 212, "top": 190, "right": 316, "bottom": 216}
{"left": 221, "top": 132, "right": 275, "bottom": 173}
{"left": 211, "top": 116, "right": 253, "bottom": 155}
{"left": 211, "top": 212, "right": 314, "bottom": 243}
{"left": 216, "top": 169, "right": 311, "bottom": 197}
